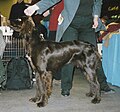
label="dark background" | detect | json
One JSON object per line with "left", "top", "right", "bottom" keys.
{"left": 101, "top": 0, "right": 120, "bottom": 20}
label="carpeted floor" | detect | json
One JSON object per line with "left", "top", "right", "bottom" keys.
{"left": 0, "top": 69, "right": 120, "bottom": 112}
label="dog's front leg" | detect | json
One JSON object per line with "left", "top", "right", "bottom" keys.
{"left": 29, "top": 72, "right": 48, "bottom": 107}
{"left": 44, "top": 71, "right": 53, "bottom": 98}
{"left": 29, "top": 72, "right": 43, "bottom": 102}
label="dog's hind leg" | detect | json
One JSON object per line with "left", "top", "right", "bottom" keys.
{"left": 29, "top": 72, "right": 40, "bottom": 103}
{"left": 90, "top": 76, "right": 101, "bottom": 104}
{"left": 85, "top": 72, "right": 101, "bottom": 104}
{"left": 36, "top": 71, "right": 53, "bottom": 107}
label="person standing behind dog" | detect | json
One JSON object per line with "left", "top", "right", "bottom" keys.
{"left": 24, "top": 0, "right": 114, "bottom": 96}
{"left": 9, "top": 0, "right": 27, "bottom": 38}
{"left": 9, "top": 0, "right": 27, "bottom": 21}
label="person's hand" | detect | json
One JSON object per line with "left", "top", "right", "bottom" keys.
{"left": 24, "top": 4, "right": 39, "bottom": 16}
{"left": 43, "top": 10, "right": 50, "bottom": 17}
{"left": 92, "top": 16, "right": 98, "bottom": 29}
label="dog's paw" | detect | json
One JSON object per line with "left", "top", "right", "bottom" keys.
{"left": 91, "top": 97, "right": 101, "bottom": 104}
{"left": 86, "top": 92, "right": 94, "bottom": 97}
{"left": 29, "top": 97, "right": 38, "bottom": 103}
{"left": 47, "top": 91, "right": 52, "bottom": 98}
{"left": 37, "top": 101, "right": 47, "bottom": 107}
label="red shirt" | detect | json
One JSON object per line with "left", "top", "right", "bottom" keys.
{"left": 49, "top": 0, "right": 64, "bottom": 31}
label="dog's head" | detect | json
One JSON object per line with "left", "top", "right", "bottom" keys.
{"left": 9, "top": 16, "right": 45, "bottom": 41}
{"left": 10, "top": 16, "right": 35, "bottom": 34}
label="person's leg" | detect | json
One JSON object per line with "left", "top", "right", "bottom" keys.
{"left": 61, "top": 64, "right": 74, "bottom": 96}
{"left": 97, "top": 60, "right": 113, "bottom": 92}
{"left": 61, "top": 26, "right": 78, "bottom": 96}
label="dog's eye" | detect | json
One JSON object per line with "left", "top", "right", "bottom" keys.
{"left": 17, "top": 19, "right": 22, "bottom": 21}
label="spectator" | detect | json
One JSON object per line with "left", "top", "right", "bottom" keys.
{"left": 9, "top": 0, "right": 27, "bottom": 38}
{"left": 9, "top": 0, "right": 27, "bottom": 20}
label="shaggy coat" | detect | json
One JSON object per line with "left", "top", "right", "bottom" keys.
{"left": 11, "top": 17, "right": 101, "bottom": 107}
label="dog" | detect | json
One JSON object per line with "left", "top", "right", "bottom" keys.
{"left": 10, "top": 16, "right": 101, "bottom": 107}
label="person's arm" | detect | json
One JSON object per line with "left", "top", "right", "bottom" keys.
{"left": 92, "top": 0, "right": 102, "bottom": 28}
{"left": 24, "top": 0, "right": 61, "bottom": 16}
{"left": 93, "top": 0, "right": 102, "bottom": 17}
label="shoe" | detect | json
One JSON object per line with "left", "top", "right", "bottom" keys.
{"left": 61, "top": 89, "right": 70, "bottom": 96}
{"left": 101, "top": 88, "right": 115, "bottom": 94}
